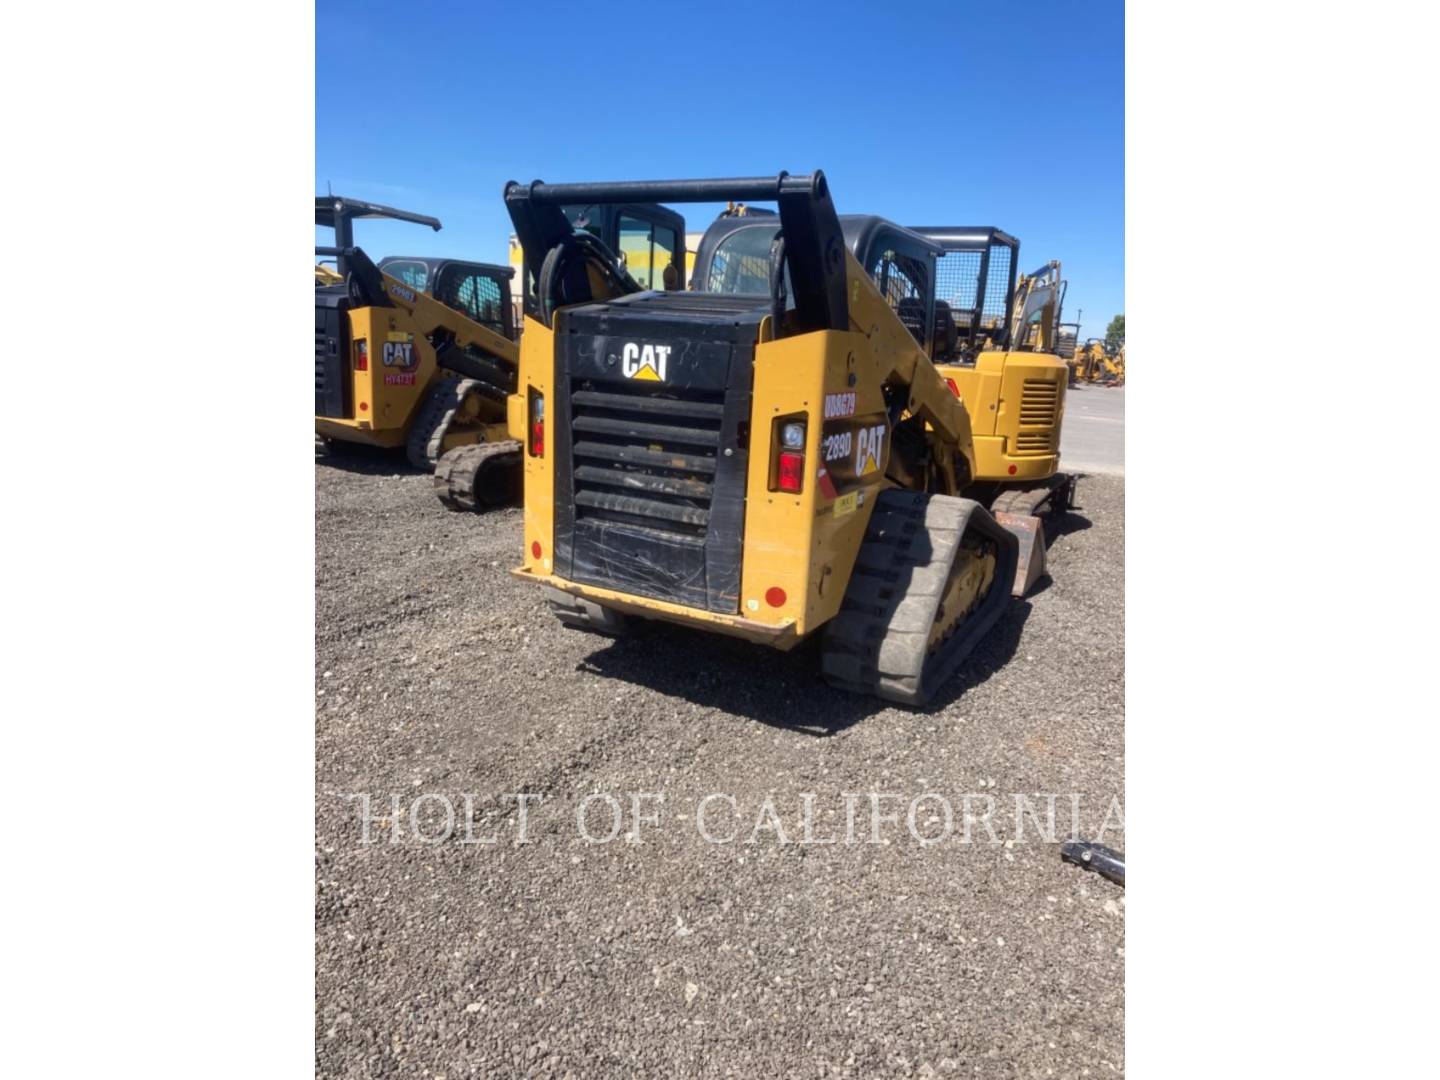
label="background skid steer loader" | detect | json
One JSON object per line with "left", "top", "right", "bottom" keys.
{"left": 504, "top": 172, "right": 1022, "bottom": 707}
{"left": 314, "top": 196, "right": 523, "bottom": 508}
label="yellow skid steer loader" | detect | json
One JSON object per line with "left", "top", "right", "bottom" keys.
{"left": 504, "top": 172, "right": 1024, "bottom": 706}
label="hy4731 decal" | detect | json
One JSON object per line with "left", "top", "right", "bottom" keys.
{"left": 381, "top": 331, "right": 420, "bottom": 386}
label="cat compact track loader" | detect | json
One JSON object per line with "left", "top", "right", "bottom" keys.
{"left": 315, "top": 196, "right": 525, "bottom": 508}
{"left": 503, "top": 172, "right": 1023, "bottom": 706}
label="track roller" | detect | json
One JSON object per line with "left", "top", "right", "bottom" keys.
{"left": 821, "top": 489, "right": 1018, "bottom": 707}
{"left": 433, "top": 440, "right": 522, "bottom": 511}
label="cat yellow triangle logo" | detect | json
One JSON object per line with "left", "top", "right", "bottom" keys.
{"left": 856, "top": 423, "right": 886, "bottom": 475}
{"left": 621, "top": 341, "right": 671, "bottom": 382}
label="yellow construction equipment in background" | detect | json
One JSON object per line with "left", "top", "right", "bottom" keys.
{"left": 1069, "top": 338, "right": 1123, "bottom": 386}
{"left": 315, "top": 196, "right": 523, "bottom": 509}
{"left": 913, "top": 229, "right": 1074, "bottom": 594}
{"left": 503, "top": 173, "right": 1024, "bottom": 706}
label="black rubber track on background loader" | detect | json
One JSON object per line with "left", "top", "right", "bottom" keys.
{"left": 433, "top": 440, "right": 523, "bottom": 512}
{"left": 407, "top": 376, "right": 480, "bottom": 470}
{"left": 821, "top": 490, "right": 1019, "bottom": 707}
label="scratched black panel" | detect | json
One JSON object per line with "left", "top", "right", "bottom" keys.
{"left": 551, "top": 292, "right": 765, "bottom": 613}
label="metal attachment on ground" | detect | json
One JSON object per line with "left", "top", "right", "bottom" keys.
{"left": 1060, "top": 840, "right": 1125, "bottom": 887}
{"left": 821, "top": 489, "right": 1019, "bottom": 707}
{"left": 989, "top": 474, "right": 1077, "bottom": 596}
{"left": 433, "top": 440, "right": 523, "bottom": 511}
{"left": 545, "top": 587, "right": 631, "bottom": 636}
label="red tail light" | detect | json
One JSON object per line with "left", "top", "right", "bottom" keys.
{"left": 777, "top": 450, "right": 805, "bottom": 493}
{"left": 528, "top": 389, "right": 544, "bottom": 458}
{"left": 354, "top": 339, "right": 368, "bottom": 371}
{"left": 945, "top": 377, "right": 959, "bottom": 397}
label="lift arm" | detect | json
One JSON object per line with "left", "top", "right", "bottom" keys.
{"left": 338, "top": 246, "right": 518, "bottom": 384}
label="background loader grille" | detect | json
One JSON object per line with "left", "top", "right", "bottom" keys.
{"left": 569, "top": 382, "right": 726, "bottom": 539}
{"left": 314, "top": 294, "right": 350, "bottom": 418}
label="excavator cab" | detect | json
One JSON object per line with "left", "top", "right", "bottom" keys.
{"left": 505, "top": 173, "right": 1021, "bottom": 706}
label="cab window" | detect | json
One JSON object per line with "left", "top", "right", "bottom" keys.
{"left": 702, "top": 224, "right": 783, "bottom": 296}
{"left": 618, "top": 213, "right": 677, "bottom": 290}
{"left": 868, "top": 246, "right": 931, "bottom": 345}
{"left": 436, "top": 267, "right": 507, "bottom": 336}
{"left": 383, "top": 259, "right": 430, "bottom": 292}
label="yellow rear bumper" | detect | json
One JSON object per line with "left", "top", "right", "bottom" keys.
{"left": 512, "top": 567, "right": 801, "bottom": 649}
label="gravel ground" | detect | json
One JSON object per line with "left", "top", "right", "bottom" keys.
{"left": 316, "top": 451, "right": 1125, "bottom": 1079}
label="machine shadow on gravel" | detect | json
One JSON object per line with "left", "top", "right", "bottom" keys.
{"left": 572, "top": 598, "right": 1031, "bottom": 731}
{"left": 314, "top": 443, "right": 427, "bottom": 476}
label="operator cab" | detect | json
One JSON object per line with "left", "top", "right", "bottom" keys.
{"left": 692, "top": 212, "right": 944, "bottom": 356}
{"left": 378, "top": 256, "right": 516, "bottom": 341}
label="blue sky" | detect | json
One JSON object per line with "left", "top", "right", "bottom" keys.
{"left": 317, "top": 0, "right": 1123, "bottom": 340}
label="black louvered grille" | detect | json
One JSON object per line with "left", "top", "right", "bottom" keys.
{"left": 569, "top": 383, "right": 726, "bottom": 539}
{"left": 314, "top": 294, "right": 350, "bottom": 418}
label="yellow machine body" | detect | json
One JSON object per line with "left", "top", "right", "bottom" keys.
{"left": 314, "top": 268, "right": 520, "bottom": 449}
{"left": 514, "top": 248, "right": 978, "bottom": 647}
{"left": 938, "top": 350, "right": 1068, "bottom": 482}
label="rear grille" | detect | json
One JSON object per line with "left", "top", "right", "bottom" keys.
{"left": 314, "top": 294, "right": 350, "bottom": 418}
{"left": 569, "top": 384, "right": 725, "bottom": 538}
{"left": 314, "top": 328, "right": 330, "bottom": 396}
{"left": 1014, "top": 431, "right": 1054, "bottom": 455}
{"left": 1019, "top": 379, "right": 1059, "bottom": 427}
{"left": 1014, "top": 378, "right": 1059, "bottom": 456}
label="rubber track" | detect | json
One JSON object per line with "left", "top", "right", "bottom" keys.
{"left": 406, "top": 376, "right": 481, "bottom": 470}
{"left": 433, "top": 440, "right": 523, "bottom": 512}
{"left": 821, "top": 489, "right": 1018, "bottom": 706}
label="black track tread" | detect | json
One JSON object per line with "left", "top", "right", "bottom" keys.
{"left": 433, "top": 440, "right": 523, "bottom": 512}
{"left": 822, "top": 489, "right": 1019, "bottom": 707}
{"left": 406, "top": 376, "right": 480, "bottom": 470}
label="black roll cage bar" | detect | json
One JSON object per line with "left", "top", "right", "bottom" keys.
{"left": 504, "top": 172, "right": 849, "bottom": 334}
{"left": 315, "top": 196, "right": 442, "bottom": 278}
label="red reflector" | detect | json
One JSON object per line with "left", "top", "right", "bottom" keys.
{"left": 1007, "top": 464, "right": 1017, "bottom": 475}
{"left": 359, "top": 402, "right": 368, "bottom": 412}
{"left": 777, "top": 450, "right": 805, "bottom": 493}
{"left": 354, "top": 340, "right": 368, "bottom": 371}
{"left": 531, "top": 541, "right": 542, "bottom": 560}
{"left": 765, "top": 587, "right": 786, "bottom": 608}
{"left": 945, "top": 377, "right": 959, "bottom": 397}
